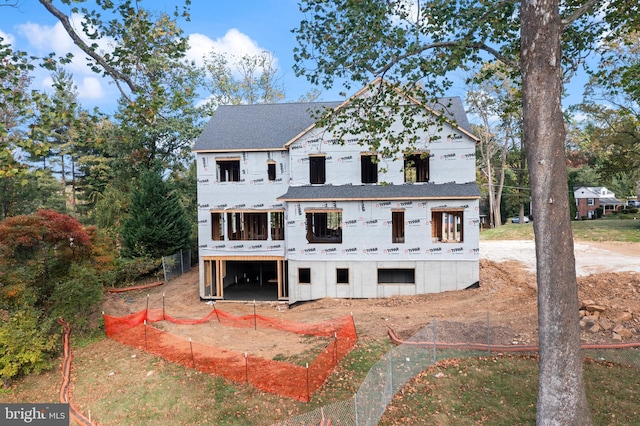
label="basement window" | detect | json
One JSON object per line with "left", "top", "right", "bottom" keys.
{"left": 336, "top": 268, "right": 349, "bottom": 284}
{"left": 432, "top": 210, "right": 464, "bottom": 243}
{"left": 306, "top": 210, "right": 342, "bottom": 243}
{"left": 377, "top": 268, "right": 415, "bottom": 284}
{"left": 299, "top": 268, "right": 311, "bottom": 284}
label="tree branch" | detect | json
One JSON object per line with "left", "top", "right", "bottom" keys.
{"left": 374, "top": 41, "right": 519, "bottom": 77}
{"left": 38, "top": 0, "right": 139, "bottom": 98}
{"left": 561, "top": 0, "right": 603, "bottom": 29}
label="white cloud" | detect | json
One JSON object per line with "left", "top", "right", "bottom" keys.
{"left": 0, "top": 29, "right": 15, "bottom": 46}
{"left": 186, "top": 29, "right": 276, "bottom": 67}
{"left": 77, "top": 77, "right": 104, "bottom": 100}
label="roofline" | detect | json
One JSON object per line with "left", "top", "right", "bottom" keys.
{"left": 277, "top": 195, "right": 481, "bottom": 202}
{"left": 192, "top": 147, "right": 288, "bottom": 153}
{"left": 282, "top": 78, "right": 479, "bottom": 148}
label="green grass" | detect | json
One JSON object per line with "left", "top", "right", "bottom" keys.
{"left": 481, "top": 215, "right": 640, "bottom": 242}
{"left": 380, "top": 355, "right": 640, "bottom": 425}
{"left": 5, "top": 338, "right": 640, "bottom": 425}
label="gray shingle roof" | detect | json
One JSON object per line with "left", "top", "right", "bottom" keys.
{"left": 192, "top": 96, "right": 473, "bottom": 152}
{"left": 277, "top": 182, "right": 480, "bottom": 201}
{"left": 193, "top": 102, "right": 342, "bottom": 151}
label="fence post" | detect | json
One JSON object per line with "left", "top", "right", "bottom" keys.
{"left": 189, "top": 337, "right": 195, "bottom": 367}
{"left": 432, "top": 318, "right": 437, "bottom": 363}
{"left": 487, "top": 311, "right": 491, "bottom": 355}
{"left": 389, "top": 344, "right": 394, "bottom": 397}
{"left": 354, "top": 391, "right": 358, "bottom": 426}
{"left": 245, "top": 352, "right": 248, "bottom": 383}
{"left": 162, "top": 256, "right": 168, "bottom": 282}
{"left": 306, "top": 363, "right": 310, "bottom": 402}
{"left": 144, "top": 319, "right": 147, "bottom": 349}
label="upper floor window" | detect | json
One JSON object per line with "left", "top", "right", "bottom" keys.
{"left": 227, "top": 212, "right": 267, "bottom": 240}
{"left": 392, "top": 210, "right": 405, "bottom": 243}
{"left": 217, "top": 158, "right": 240, "bottom": 182}
{"left": 404, "top": 153, "right": 429, "bottom": 183}
{"left": 587, "top": 198, "right": 595, "bottom": 206}
{"left": 309, "top": 155, "right": 326, "bottom": 184}
{"left": 270, "top": 211, "right": 285, "bottom": 240}
{"left": 211, "top": 212, "right": 224, "bottom": 241}
{"left": 361, "top": 153, "right": 378, "bottom": 184}
{"left": 268, "top": 161, "right": 276, "bottom": 181}
{"left": 432, "top": 210, "right": 464, "bottom": 243}
{"left": 306, "top": 210, "right": 342, "bottom": 243}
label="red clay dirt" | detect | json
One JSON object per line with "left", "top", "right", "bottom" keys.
{"left": 101, "top": 241, "right": 640, "bottom": 356}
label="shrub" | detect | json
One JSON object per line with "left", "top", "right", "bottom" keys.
{"left": 49, "top": 264, "right": 104, "bottom": 333}
{"left": 0, "top": 308, "right": 57, "bottom": 387}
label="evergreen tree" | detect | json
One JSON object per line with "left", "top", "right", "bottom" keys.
{"left": 120, "top": 167, "right": 191, "bottom": 259}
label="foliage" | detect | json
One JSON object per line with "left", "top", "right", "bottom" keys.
{"left": 120, "top": 168, "right": 191, "bottom": 259}
{"left": 49, "top": 264, "right": 104, "bottom": 332}
{"left": 0, "top": 307, "right": 57, "bottom": 386}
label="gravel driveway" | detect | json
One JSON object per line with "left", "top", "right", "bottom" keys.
{"left": 480, "top": 240, "right": 640, "bottom": 276}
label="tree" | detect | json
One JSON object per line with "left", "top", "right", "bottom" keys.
{"left": 467, "top": 63, "right": 523, "bottom": 227}
{"left": 292, "top": 0, "right": 637, "bottom": 422}
{"left": 120, "top": 167, "right": 191, "bottom": 259}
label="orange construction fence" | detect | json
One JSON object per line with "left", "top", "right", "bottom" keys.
{"left": 103, "top": 307, "right": 357, "bottom": 402}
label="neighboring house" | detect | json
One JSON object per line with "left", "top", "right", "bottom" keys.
{"left": 192, "top": 82, "right": 481, "bottom": 304}
{"left": 573, "top": 186, "right": 624, "bottom": 219}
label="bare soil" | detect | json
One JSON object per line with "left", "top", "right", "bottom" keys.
{"left": 101, "top": 241, "right": 640, "bottom": 358}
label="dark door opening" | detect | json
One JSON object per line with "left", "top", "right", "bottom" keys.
{"left": 223, "top": 260, "right": 280, "bottom": 301}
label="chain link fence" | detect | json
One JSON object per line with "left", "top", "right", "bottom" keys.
{"left": 161, "top": 249, "right": 191, "bottom": 282}
{"left": 274, "top": 314, "right": 640, "bottom": 426}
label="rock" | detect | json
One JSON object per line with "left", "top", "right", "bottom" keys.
{"left": 589, "top": 324, "right": 601, "bottom": 333}
{"left": 600, "top": 318, "right": 613, "bottom": 330}
{"left": 614, "top": 312, "right": 633, "bottom": 323}
{"left": 612, "top": 324, "right": 634, "bottom": 338}
{"left": 585, "top": 304, "right": 606, "bottom": 313}
{"left": 612, "top": 333, "right": 623, "bottom": 341}
{"left": 580, "top": 300, "right": 595, "bottom": 309}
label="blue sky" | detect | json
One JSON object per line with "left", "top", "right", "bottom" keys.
{"left": 1, "top": 0, "right": 589, "bottom": 118}
{"left": 0, "top": 0, "right": 350, "bottom": 113}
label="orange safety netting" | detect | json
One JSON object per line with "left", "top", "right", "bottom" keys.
{"left": 103, "top": 307, "right": 357, "bottom": 402}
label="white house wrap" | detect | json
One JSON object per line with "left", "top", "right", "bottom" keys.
{"left": 193, "top": 81, "right": 480, "bottom": 304}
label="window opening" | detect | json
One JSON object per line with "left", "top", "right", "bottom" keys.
{"left": 392, "top": 210, "right": 405, "bottom": 243}
{"left": 361, "top": 154, "right": 378, "bottom": 184}
{"left": 217, "top": 159, "right": 241, "bottom": 182}
{"left": 306, "top": 211, "right": 342, "bottom": 243}
{"left": 404, "top": 153, "right": 429, "bottom": 183}
{"left": 309, "top": 156, "right": 326, "bottom": 184}
{"left": 432, "top": 210, "right": 464, "bottom": 243}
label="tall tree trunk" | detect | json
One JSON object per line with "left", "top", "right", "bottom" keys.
{"left": 520, "top": 0, "right": 592, "bottom": 424}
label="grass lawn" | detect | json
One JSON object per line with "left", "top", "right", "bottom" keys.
{"left": 481, "top": 215, "right": 640, "bottom": 243}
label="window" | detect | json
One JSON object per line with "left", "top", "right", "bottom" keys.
{"left": 270, "top": 211, "right": 285, "bottom": 240}
{"left": 392, "top": 210, "right": 405, "bottom": 243}
{"left": 336, "top": 268, "right": 349, "bottom": 284}
{"left": 587, "top": 198, "right": 595, "bottom": 206}
{"left": 309, "top": 156, "right": 326, "bottom": 184}
{"left": 211, "top": 212, "right": 223, "bottom": 240}
{"left": 377, "top": 269, "right": 415, "bottom": 284}
{"left": 361, "top": 154, "right": 378, "bottom": 183}
{"left": 268, "top": 162, "right": 276, "bottom": 181}
{"left": 227, "top": 212, "right": 268, "bottom": 240}
{"left": 299, "top": 268, "right": 311, "bottom": 284}
{"left": 432, "top": 210, "right": 464, "bottom": 243}
{"left": 217, "top": 158, "right": 240, "bottom": 182}
{"left": 404, "top": 153, "right": 429, "bottom": 183}
{"left": 306, "top": 210, "right": 342, "bottom": 243}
